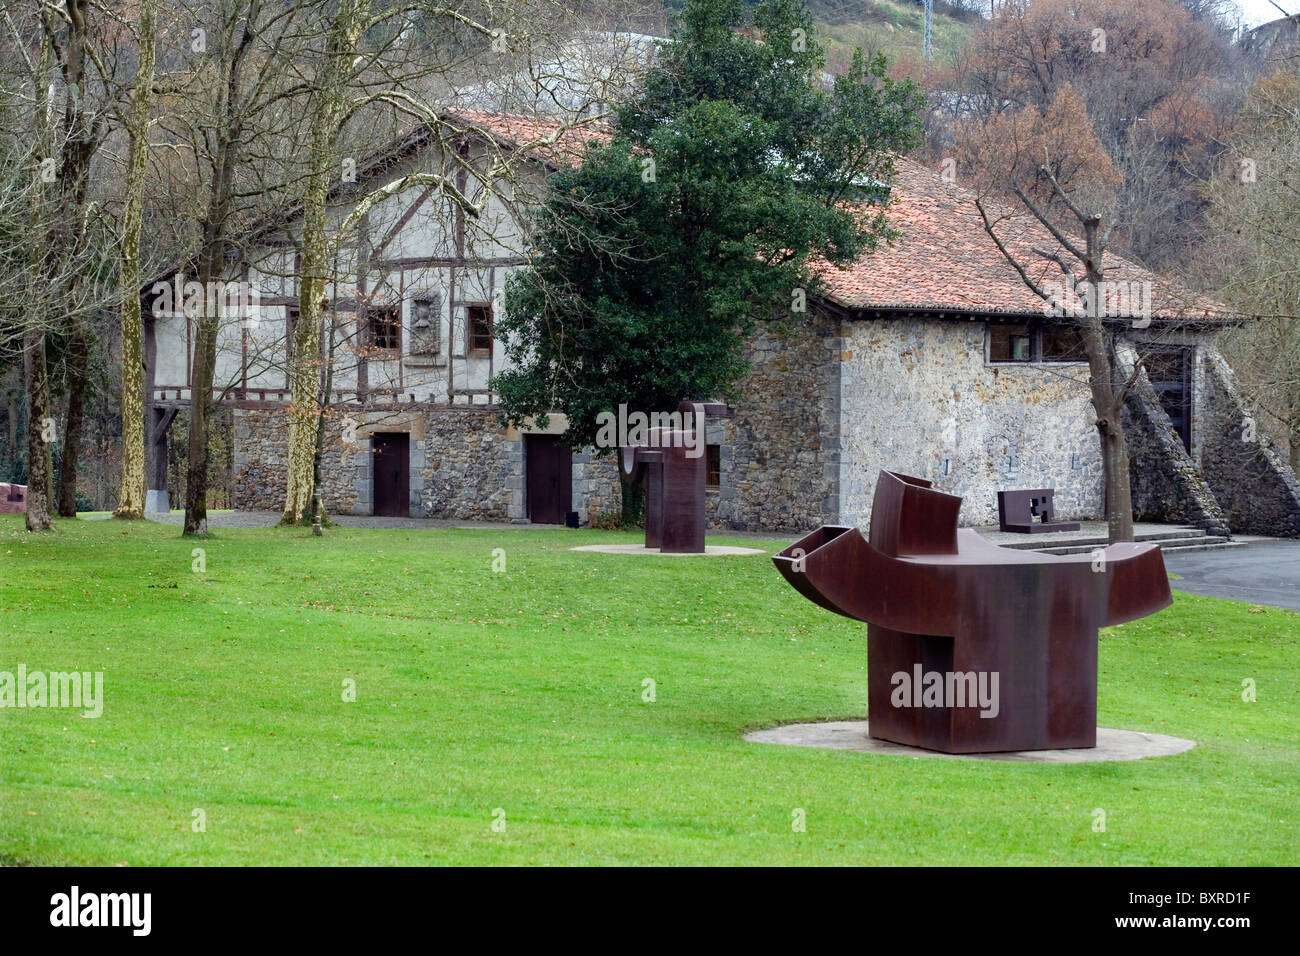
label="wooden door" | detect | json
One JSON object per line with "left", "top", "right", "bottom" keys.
{"left": 526, "top": 434, "right": 571, "bottom": 525}
{"left": 372, "top": 432, "right": 410, "bottom": 517}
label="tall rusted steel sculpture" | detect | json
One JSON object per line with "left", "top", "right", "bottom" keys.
{"left": 619, "top": 402, "right": 731, "bottom": 554}
{"left": 773, "top": 471, "right": 1172, "bottom": 753}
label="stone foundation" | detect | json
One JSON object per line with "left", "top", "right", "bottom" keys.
{"left": 419, "top": 408, "right": 517, "bottom": 519}
{"left": 234, "top": 404, "right": 622, "bottom": 523}
{"left": 233, "top": 409, "right": 373, "bottom": 516}
{"left": 226, "top": 325, "right": 1300, "bottom": 538}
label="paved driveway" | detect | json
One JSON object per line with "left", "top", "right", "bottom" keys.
{"left": 1162, "top": 540, "right": 1300, "bottom": 610}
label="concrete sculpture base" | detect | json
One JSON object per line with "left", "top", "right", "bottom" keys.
{"left": 745, "top": 720, "right": 1195, "bottom": 763}
{"left": 571, "top": 544, "right": 765, "bottom": 557}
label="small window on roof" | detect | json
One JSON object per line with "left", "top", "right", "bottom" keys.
{"left": 989, "top": 324, "right": 1032, "bottom": 362}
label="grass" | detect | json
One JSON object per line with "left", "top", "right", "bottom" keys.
{"left": 1, "top": 515, "right": 1296, "bottom": 865}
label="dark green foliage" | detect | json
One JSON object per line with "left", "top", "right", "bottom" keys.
{"left": 492, "top": 0, "right": 924, "bottom": 451}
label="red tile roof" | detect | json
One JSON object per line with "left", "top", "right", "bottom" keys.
{"left": 448, "top": 110, "right": 612, "bottom": 168}
{"left": 447, "top": 115, "right": 1227, "bottom": 322}
{"left": 819, "top": 159, "right": 1225, "bottom": 322}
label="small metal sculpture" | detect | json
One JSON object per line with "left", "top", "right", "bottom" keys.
{"left": 619, "top": 402, "right": 731, "bottom": 554}
{"left": 997, "top": 488, "right": 1080, "bottom": 533}
{"left": 774, "top": 471, "right": 1172, "bottom": 753}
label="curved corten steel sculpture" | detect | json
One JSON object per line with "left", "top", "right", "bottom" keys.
{"left": 773, "top": 471, "right": 1172, "bottom": 753}
{"left": 620, "top": 402, "right": 731, "bottom": 554}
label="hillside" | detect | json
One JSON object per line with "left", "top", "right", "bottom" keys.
{"left": 658, "top": 0, "right": 979, "bottom": 68}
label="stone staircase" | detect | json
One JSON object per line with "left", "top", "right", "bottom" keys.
{"left": 997, "top": 526, "right": 1242, "bottom": 556}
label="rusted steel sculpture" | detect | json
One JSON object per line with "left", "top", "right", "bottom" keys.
{"left": 997, "top": 487, "right": 1080, "bottom": 533}
{"left": 0, "top": 483, "right": 26, "bottom": 515}
{"left": 774, "top": 471, "right": 1171, "bottom": 753}
{"left": 619, "top": 402, "right": 731, "bottom": 553}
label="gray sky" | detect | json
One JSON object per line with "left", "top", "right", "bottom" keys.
{"left": 1238, "top": 0, "right": 1297, "bottom": 28}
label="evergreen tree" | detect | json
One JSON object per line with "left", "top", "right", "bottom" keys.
{"left": 493, "top": 0, "right": 924, "bottom": 517}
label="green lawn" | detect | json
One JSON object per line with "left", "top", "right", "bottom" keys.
{"left": 1, "top": 515, "right": 1296, "bottom": 865}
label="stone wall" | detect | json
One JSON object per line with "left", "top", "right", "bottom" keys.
{"left": 234, "top": 403, "right": 627, "bottom": 523}
{"left": 233, "top": 409, "right": 363, "bottom": 515}
{"left": 1120, "top": 350, "right": 1229, "bottom": 534}
{"left": 574, "top": 449, "right": 622, "bottom": 523}
{"left": 711, "top": 314, "right": 842, "bottom": 533}
{"left": 419, "top": 408, "right": 518, "bottom": 519}
{"left": 840, "top": 317, "right": 1102, "bottom": 527}
{"left": 1200, "top": 350, "right": 1300, "bottom": 536}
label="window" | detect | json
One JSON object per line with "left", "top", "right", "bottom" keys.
{"left": 286, "top": 307, "right": 299, "bottom": 366}
{"left": 370, "top": 305, "right": 400, "bottom": 351}
{"left": 987, "top": 322, "right": 1088, "bottom": 365}
{"left": 467, "top": 305, "right": 493, "bottom": 354}
{"left": 1041, "top": 324, "right": 1086, "bottom": 362}
{"left": 989, "top": 324, "right": 1032, "bottom": 362}
{"left": 706, "top": 444, "right": 721, "bottom": 489}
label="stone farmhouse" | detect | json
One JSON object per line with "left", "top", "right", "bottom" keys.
{"left": 143, "top": 111, "right": 1300, "bottom": 537}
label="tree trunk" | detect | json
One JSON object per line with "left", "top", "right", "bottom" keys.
{"left": 184, "top": 6, "right": 252, "bottom": 536}
{"left": 183, "top": 229, "right": 226, "bottom": 536}
{"left": 310, "top": 307, "right": 337, "bottom": 536}
{"left": 1080, "top": 326, "right": 1135, "bottom": 544}
{"left": 1079, "top": 219, "right": 1134, "bottom": 544}
{"left": 49, "top": 0, "right": 97, "bottom": 519}
{"left": 184, "top": 300, "right": 219, "bottom": 536}
{"left": 1099, "top": 414, "right": 1134, "bottom": 543}
{"left": 114, "top": 0, "right": 156, "bottom": 520}
{"left": 23, "top": 330, "right": 55, "bottom": 531}
{"left": 117, "top": 291, "right": 147, "bottom": 519}
{"left": 282, "top": 187, "right": 327, "bottom": 525}
{"left": 283, "top": 3, "right": 359, "bottom": 525}
{"left": 619, "top": 473, "right": 644, "bottom": 527}
{"left": 56, "top": 325, "right": 88, "bottom": 516}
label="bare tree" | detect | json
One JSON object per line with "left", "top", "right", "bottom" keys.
{"left": 275, "top": 0, "right": 604, "bottom": 526}
{"left": 944, "top": 0, "right": 1243, "bottom": 273}
{"left": 1202, "top": 68, "right": 1300, "bottom": 469}
{"left": 1, "top": 3, "right": 113, "bottom": 530}
{"left": 162, "top": 0, "right": 310, "bottom": 536}
{"left": 112, "top": 0, "right": 158, "bottom": 519}
{"left": 966, "top": 87, "right": 1148, "bottom": 542}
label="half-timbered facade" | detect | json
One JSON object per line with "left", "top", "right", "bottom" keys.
{"left": 144, "top": 115, "right": 1300, "bottom": 536}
